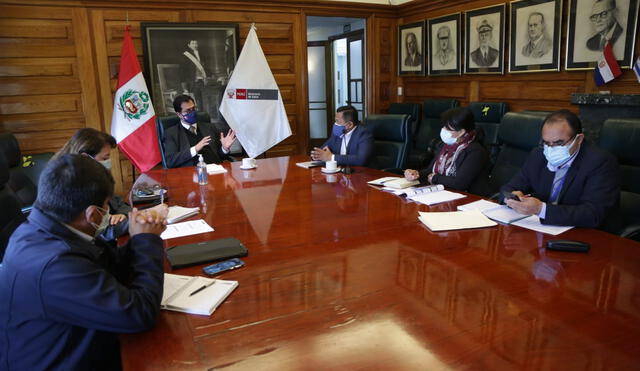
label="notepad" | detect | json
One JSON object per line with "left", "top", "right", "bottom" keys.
{"left": 408, "top": 190, "right": 466, "bottom": 205}
{"left": 160, "top": 219, "right": 214, "bottom": 240}
{"left": 206, "top": 164, "right": 227, "bottom": 174}
{"left": 418, "top": 209, "right": 497, "bottom": 231}
{"left": 296, "top": 161, "right": 324, "bottom": 168}
{"left": 457, "top": 199, "right": 499, "bottom": 212}
{"left": 166, "top": 206, "right": 200, "bottom": 224}
{"left": 162, "top": 273, "right": 238, "bottom": 316}
{"left": 511, "top": 215, "right": 574, "bottom": 235}
{"left": 368, "top": 176, "right": 402, "bottom": 186}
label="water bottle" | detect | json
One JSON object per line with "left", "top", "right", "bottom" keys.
{"left": 196, "top": 154, "right": 208, "bottom": 185}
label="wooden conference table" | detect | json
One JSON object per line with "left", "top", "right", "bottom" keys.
{"left": 121, "top": 155, "right": 640, "bottom": 370}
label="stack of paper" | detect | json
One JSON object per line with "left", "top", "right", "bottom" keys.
{"left": 162, "top": 273, "right": 238, "bottom": 316}
{"left": 206, "top": 164, "right": 227, "bottom": 174}
{"left": 418, "top": 209, "right": 497, "bottom": 231}
{"left": 457, "top": 200, "right": 529, "bottom": 224}
{"left": 409, "top": 190, "right": 466, "bottom": 205}
{"left": 160, "top": 219, "right": 214, "bottom": 240}
{"left": 166, "top": 206, "right": 200, "bottom": 224}
{"left": 512, "top": 216, "right": 574, "bottom": 235}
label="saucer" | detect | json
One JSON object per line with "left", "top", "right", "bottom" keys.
{"left": 321, "top": 167, "right": 341, "bottom": 174}
{"left": 240, "top": 165, "right": 257, "bottom": 170}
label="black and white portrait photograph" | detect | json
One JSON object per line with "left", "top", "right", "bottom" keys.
{"left": 566, "top": 0, "right": 639, "bottom": 69}
{"left": 428, "top": 13, "right": 461, "bottom": 76}
{"left": 465, "top": 5, "right": 505, "bottom": 74}
{"left": 509, "top": 0, "right": 562, "bottom": 73}
{"left": 141, "top": 23, "right": 239, "bottom": 121}
{"left": 398, "top": 21, "right": 425, "bottom": 75}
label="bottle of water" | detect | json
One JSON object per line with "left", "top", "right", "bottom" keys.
{"left": 196, "top": 154, "right": 208, "bottom": 185}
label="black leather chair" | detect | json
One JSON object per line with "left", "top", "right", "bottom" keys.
{"left": 405, "top": 99, "right": 458, "bottom": 169}
{"left": 388, "top": 103, "right": 421, "bottom": 138}
{"left": 0, "top": 151, "right": 27, "bottom": 262}
{"left": 365, "top": 114, "right": 411, "bottom": 171}
{"left": 469, "top": 102, "right": 508, "bottom": 168}
{"left": 156, "top": 112, "right": 211, "bottom": 168}
{"left": 598, "top": 118, "right": 640, "bottom": 241}
{"left": 487, "top": 112, "right": 545, "bottom": 196}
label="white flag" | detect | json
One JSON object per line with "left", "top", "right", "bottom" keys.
{"left": 219, "top": 25, "right": 291, "bottom": 158}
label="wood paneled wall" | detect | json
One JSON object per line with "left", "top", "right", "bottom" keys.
{"left": 395, "top": 0, "right": 640, "bottom": 111}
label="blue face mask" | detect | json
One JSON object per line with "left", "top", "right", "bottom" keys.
{"left": 182, "top": 110, "right": 198, "bottom": 125}
{"left": 543, "top": 136, "right": 577, "bottom": 167}
{"left": 332, "top": 122, "right": 346, "bottom": 137}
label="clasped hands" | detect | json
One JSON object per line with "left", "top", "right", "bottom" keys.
{"left": 505, "top": 191, "right": 543, "bottom": 215}
{"left": 128, "top": 204, "right": 169, "bottom": 237}
{"left": 311, "top": 146, "right": 332, "bottom": 162}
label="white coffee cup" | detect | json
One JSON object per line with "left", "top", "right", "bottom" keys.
{"left": 326, "top": 160, "right": 337, "bottom": 171}
{"left": 242, "top": 158, "right": 256, "bottom": 168}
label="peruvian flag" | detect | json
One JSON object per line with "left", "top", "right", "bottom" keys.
{"left": 110, "top": 26, "right": 160, "bottom": 172}
{"left": 594, "top": 41, "right": 622, "bottom": 86}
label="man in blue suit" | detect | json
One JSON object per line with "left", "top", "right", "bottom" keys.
{"left": 311, "top": 105, "right": 373, "bottom": 166}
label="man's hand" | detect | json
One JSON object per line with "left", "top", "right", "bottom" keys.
{"left": 506, "top": 196, "right": 543, "bottom": 215}
{"left": 220, "top": 129, "right": 236, "bottom": 151}
{"left": 195, "top": 136, "right": 212, "bottom": 152}
{"left": 311, "top": 146, "right": 332, "bottom": 162}
{"left": 109, "top": 214, "right": 127, "bottom": 225}
{"left": 404, "top": 169, "right": 419, "bottom": 181}
{"left": 128, "top": 206, "right": 167, "bottom": 237}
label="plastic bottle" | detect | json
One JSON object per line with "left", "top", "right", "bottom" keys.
{"left": 196, "top": 154, "right": 208, "bottom": 185}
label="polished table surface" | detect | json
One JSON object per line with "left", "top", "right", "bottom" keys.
{"left": 121, "top": 155, "right": 640, "bottom": 370}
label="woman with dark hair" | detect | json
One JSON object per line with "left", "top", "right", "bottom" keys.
{"left": 404, "top": 107, "right": 489, "bottom": 193}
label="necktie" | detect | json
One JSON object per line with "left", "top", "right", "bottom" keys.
{"left": 190, "top": 126, "right": 197, "bottom": 135}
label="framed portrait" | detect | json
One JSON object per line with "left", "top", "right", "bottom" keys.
{"left": 509, "top": 0, "right": 562, "bottom": 73}
{"left": 465, "top": 5, "right": 505, "bottom": 74}
{"left": 566, "top": 0, "right": 639, "bottom": 70}
{"left": 428, "top": 13, "right": 461, "bottom": 76}
{"left": 398, "top": 21, "right": 426, "bottom": 75}
{"left": 141, "top": 23, "right": 239, "bottom": 120}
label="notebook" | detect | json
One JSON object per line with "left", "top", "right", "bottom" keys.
{"left": 161, "top": 273, "right": 238, "bottom": 316}
{"left": 408, "top": 190, "right": 466, "bottom": 205}
{"left": 379, "top": 178, "right": 420, "bottom": 189}
{"left": 166, "top": 206, "right": 200, "bottom": 224}
{"left": 296, "top": 161, "right": 324, "bottom": 168}
{"left": 457, "top": 200, "right": 529, "bottom": 224}
{"left": 418, "top": 209, "right": 497, "bottom": 232}
{"left": 368, "top": 176, "right": 402, "bottom": 186}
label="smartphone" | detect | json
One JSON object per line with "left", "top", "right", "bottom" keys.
{"left": 502, "top": 191, "right": 520, "bottom": 201}
{"left": 202, "top": 258, "right": 245, "bottom": 276}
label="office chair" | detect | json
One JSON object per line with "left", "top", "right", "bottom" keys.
{"left": 598, "top": 118, "right": 640, "bottom": 241}
{"left": 365, "top": 114, "right": 411, "bottom": 171}
{"left": 156, "top": 112, "right": 212, "bottom": 168}
{"left": 0, "top": 151, "right": 27, "bottom": 262}
{"left": 469, "top": 101, "right": 508, "bottom": 169}
{"left": 405, "top": 98, "right": 458, "bottom": 169}
{"left": 388, "top": 103, "right": 421, "bottom": 138}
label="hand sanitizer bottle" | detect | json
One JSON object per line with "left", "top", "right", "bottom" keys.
{"left": 196, "top": 154, "right": 208, "bottom": 185}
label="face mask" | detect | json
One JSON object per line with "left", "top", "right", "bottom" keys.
{"left": 99, "top": 159, "right": 112, "bottom": 170}
{"left": 543, "top": 136, "right": 576, "bottom": 167}
{"left": 182, "top": 110, "right": 198, "bottom": 125}
{"left": 440, "top": 128, "right": 458, "bottom": 145}
{"left": 90, "top": 206, "right": 110, "bottom": 237}
{"left": 332, "top": 122, "right": 346, "bottom": 137}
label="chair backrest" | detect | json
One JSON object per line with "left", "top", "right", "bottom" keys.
{"left": 0, "top": 133, "right": 37, "bottom": 209}
{"left": 469, "top": 102, "right": 508, "bottom": 147}
{"left": 416, "top": 99, "right": 459, "bottom": 151}
{"left": 488, "top": 112, "right": 545, "bottom": 194}
{"left": 0, "top": 151, "right": 26, "bottom": 262}
{"left": 365, "top": 114, "right": 411, "bottom": 170}
{"left": 156, "top": 112, "right": 211, "bottom": 168}
{"left": 388, "top": 103, "right": 421, "bottom": 138}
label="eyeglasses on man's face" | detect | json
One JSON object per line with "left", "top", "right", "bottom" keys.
{"left": 539, "top": 134, "right": 577, "bottom": 148}
{"left": 590, "top": 9, "right": 613, "bottom": 22}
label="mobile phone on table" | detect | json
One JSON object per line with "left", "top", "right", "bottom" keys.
{"left": 502, "top": 190, "right": 520, "bottom": 201}
{"left": 202, "top": 258, "right": 245, "bottom": 276}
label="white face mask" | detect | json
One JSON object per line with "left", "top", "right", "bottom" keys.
{"left": 440, "top": 128, "right": 458, "bottom": 145}
{"left": 99, "top": 159, "right": 112, "bottom": 170}
{"left": 90, "top": 206, "right": 111, "bottom": 237}
{"left": 543, "top": 136, "right": 577, "bottom": 167}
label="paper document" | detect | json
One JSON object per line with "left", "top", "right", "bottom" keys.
{"left": 418, "top": 209, "right": 497, "bottom": 231}
{"left": 166, "top": 206, "right": 200, "bottom": 224}
{"left": 409, "top": 190, "right": 466, "bottom": 205}
{"left": 368, "top": 176, "right": 401, "bottom": 186}
{"left": 206, "top": 164, "right": 227, "bottom": 174}
{"left": 296, "top": 161, "right": 323, "bottom": 169}
{"left": 511, "top": 215, "right": 574, "bottom": 235}
{"left": 482, "top": 205, "right": 530, "bottom": 224}
{"left": 457, "top": 199, "right": 499, "bottom": 212}
{"left": 162, "top": 273, "right": 238, "bottom": 316}
{"left": 160, "top": 219, "right": 214, "bottom": 240}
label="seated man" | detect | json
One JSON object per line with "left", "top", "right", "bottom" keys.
{"left": 163, "top": 94, "right": 236, "bottom": 168}
{"left": 310, "top": 105, "right": 373, "bottom": 166}
{"left": 501, "top": 110, "right": 619, "bottom": 228}
{"left": 0, "top": 154, "right": 167, "bottom": 370}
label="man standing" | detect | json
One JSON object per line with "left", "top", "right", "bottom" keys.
{"left": 586, "top": 0, "right": 623, "bottom": 51}
{"left": 522, "top": 12, "right": 552, "bottom": 58}
{"left": 435, "top": 25, "right": 455, "bottom": 68}
{"left": 470, "top": 20, "right": 499, "bottom": 67}
{"left": 501, "top": 110, "right": 619, "bottom": 228}
{"left": 180, "top": 39, "right": 208, "bottom": 107}
{"left": 163, "top": 94, "right": 236, "bottom": 168}
{"left": 0, "top": 154, "right": 167, "bottom": 370}
{"left": 311, "top": 106, "right": 373, "bottom": 167}
{"left": 404, "top": 32, "right": 422, "bottom": 67}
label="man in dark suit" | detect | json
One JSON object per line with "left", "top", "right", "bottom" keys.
{"left": 163, "top": 94, "right": 236, "bottom": 168}
{"left": 586, "top": 0, "right": 623, "bottom": 51}
{"left": 180, "top": 40, "right": 208, "bottom": 107}
{"left": 0, "top": 154, "right": 167, "bottom": 370}
{"left": 470, "top": 20, "right": 499, "bottom": 67}
{"left": 501, "top": 110, "right": 619, "bottom": 228}
{"left": 310, "top": 105, "right": 373, "bottom": 166}
{"left": 404, "top": 32, "right": 422, "bottom": 67}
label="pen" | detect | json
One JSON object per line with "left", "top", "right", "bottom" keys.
{"left": 188, "top": 280, "right": 215, "bottom": 297}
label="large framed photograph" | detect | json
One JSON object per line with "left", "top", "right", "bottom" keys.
{"left": 566, "top": 0, "right": 639, "bottom": 70}
{"left": 465, "top": 6, "right": 505, "bottom": 74}
{"left": 428, "top": 13, "right": 461, "bottom": 76}
{"left": 509, "top": 0, "right": 562, "bottom": 73}
{"left": 398, "top": 21, "right": 426, "bottom": 75}
{"left": 141, "top": 23, "right": 239, "bottom": 121}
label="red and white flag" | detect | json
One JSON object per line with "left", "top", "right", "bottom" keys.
{"left": 110, "top": 26, "right": 160, "bottom": 172}
{"left": 594, "top": 41, "right": 622, "bottom": 86}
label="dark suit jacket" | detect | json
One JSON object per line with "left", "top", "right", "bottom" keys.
{"left": 163, "top": 120, "right": 229, "bottom": 168}
{"left": 0, "top": 208, "right": 164, "bottom": 370}
{"left": 179, "top": 49, "right": 208, "bottom": 88}
{"left": 470, "top": 47, "right": 499, "bottom": 67}
{"left": 501, "top": 141, "right": 620, "bottom": 228}
{"left": 321, "top": 125, "right": 374, "bottom": 166}
{"left": 586, "top": 22, "right": 623, "bottom": 51}
{"left": 419, "top": 141, "right": 490, "bottom": 195}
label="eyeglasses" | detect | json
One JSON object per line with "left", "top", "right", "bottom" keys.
{"left": 181, "top": 106, "right": 197, "bottom": 115}
{"left": 590, "top": 9, "right": 613, "bottom": 21}
{"left": 539, "top": 134, "right": 577, "bottom": 148}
